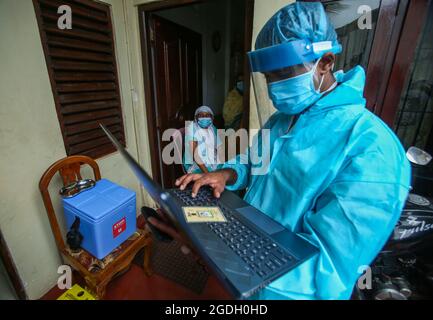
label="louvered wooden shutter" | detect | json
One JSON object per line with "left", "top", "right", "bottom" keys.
{"left": 33, "top": 0, "right": 125, "bottom": 159}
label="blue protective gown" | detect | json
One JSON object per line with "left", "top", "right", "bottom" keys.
{"left": 222, "top": 66, "right": 411, "bottom": 299}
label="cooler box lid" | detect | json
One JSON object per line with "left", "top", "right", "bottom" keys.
{"left": 62, "top": 179, "right": 135, "bottom": 222}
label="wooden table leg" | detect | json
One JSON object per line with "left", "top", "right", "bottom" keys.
{"left": 95, "top": 283, "right": 107, "bottom": 300}
{"left": 84, "top": 276, "right": 101, "bottom": 300}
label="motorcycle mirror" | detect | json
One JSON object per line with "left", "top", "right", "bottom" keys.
{"left": 406, "top": 146, "right": 432, "bottom": 166}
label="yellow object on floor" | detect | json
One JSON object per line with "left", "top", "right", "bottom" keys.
{"left": 57, "top": 284, "right": 96, "bottom": 300}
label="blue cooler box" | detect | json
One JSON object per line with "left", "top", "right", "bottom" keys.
{"left": 62, "top": 179, "right": 136, "bottom": 259}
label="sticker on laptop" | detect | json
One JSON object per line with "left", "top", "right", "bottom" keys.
{"left": 182, "top": 207, "right": 227, "bottom": 223}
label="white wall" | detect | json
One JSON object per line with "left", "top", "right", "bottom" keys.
{"left": 155, "top": 0, "right": 230, "bottom": 115}
{"left": 0, "top": 0, "right": 296, "bottom": 300}
{"left": 248, "top": 0, "right": 295, "bottom": 130}
{"left": 0, "top": 0, "right": 152, "bottom": 299}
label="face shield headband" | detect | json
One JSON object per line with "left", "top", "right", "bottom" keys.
{"left": 248, "top": 39, "right": 342, "bottom": 73}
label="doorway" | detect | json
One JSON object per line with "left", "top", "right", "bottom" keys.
{"left": 144, "top": 14, "right": 203, "bottom": 188}
{"left": 138, "top": 0, "right": 253, "bottom": 188}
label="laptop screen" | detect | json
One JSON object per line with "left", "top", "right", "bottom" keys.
{"left": 99, "top": 124, "right": 183, "bottom": 225}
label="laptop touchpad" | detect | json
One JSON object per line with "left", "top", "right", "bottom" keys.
{"left": 236, "top": 206, "right": 285, "bottom": 235}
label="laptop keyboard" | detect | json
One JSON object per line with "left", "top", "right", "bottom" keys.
{"left": 172, "top": 188, "right": 296, "bottom": 278}
{"left": 173, "top": 186, "right": 218, "bottom": 206}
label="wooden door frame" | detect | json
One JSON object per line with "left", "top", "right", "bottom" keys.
{"left": 241, "top": 0, "right": 254, "bottom": 130}
{"left": 0, "top": 228, "right": 27, "bottom": 300}
{"left": 138, "top": 0, "right": 254, "bottom": 184}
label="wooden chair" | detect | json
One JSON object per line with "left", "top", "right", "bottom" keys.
{"left": 39, "top": 155, "right": 152, "bottom": 299}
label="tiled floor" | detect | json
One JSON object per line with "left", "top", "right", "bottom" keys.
{"left": 41, "top": 264, "right": 231, "bottom": 300}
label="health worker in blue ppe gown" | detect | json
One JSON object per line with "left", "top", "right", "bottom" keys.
{"left": 183, "top": 106, "right": 223, "bottom": 174}
{"left": 150, "top": 2, "right": 411, "bottom": 299}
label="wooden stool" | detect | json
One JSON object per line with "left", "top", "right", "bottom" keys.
{"left": 39, "top": 155, "right": 152, "bottom": 299}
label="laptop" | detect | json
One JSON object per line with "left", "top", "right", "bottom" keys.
{"left": 100, "top": 124, "right": 318, "bottom": 299}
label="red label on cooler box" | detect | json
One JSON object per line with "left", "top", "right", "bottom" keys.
{"left": 113, "top": 217, "right": 126, "bottom": 238}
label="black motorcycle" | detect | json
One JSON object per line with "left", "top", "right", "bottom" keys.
{"left": 355, "top": 147, "right": 433, "bottom": 300}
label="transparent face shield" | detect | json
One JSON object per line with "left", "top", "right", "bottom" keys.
{"left": 248, "top": 39, "right": 342, "bottom": 128}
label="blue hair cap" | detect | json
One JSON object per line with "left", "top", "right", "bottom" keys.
{"left": 255, "top": 1, "right": 339, "bottom": 49}
{"left": 249, "top": 1, "right": 341, "bottom": 72}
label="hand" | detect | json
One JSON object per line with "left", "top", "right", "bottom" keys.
{"left": 175, "top": 169, "right": 237, "bottom": 198}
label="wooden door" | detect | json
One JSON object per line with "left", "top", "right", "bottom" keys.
{"left": 323, "top": 0, "right": 408, "bottom": 112}
{"left": 148, "top": 15, "right": 203, "bottom": 188}
{"left": 380, "top": 0, "right": 432, "bottom": 147}
{"left": 326, "top": 0, "right": 433, "bottom": 154}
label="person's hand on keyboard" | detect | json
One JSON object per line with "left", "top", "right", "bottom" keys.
{"left": 175, "top": 169, "right": 237, "bottom": 198}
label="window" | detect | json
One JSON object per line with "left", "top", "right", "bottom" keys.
{"left": 33, "top": 0, "right": 125, "bottom": 159}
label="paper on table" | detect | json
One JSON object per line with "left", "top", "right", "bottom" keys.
{"left": 182, "top": 207, "right": 227, "bottom": 223}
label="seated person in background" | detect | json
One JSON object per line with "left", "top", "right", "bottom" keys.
{"left": 223, "top": 77, "right": 244, "bottom": 130}
{"left": 183, "top": 106, "right": 222, "bottom": 174}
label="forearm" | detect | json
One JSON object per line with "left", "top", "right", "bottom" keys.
{"left": 220, "top": 151, "right": 251, "bottom": 190}
{"left": 217, "top": 168, "right": 238, "bottom": 186}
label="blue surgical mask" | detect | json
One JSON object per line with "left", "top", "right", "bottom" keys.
{"left": 267, "top": 60, "right": 324, "bottom": 115}
{"left": 197, "top": 117, "right": 212, "bottom": 128}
